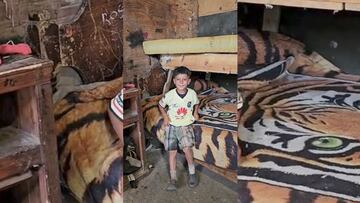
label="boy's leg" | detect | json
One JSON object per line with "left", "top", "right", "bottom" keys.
{"left": 183, "top": 147, "right": 195, "bottom": 174}
{"left": 164, "top": 125, "right": 178, "bottom": 191}
{"left": 169, "top": 150, "right": 177, "bottom": 180}
{"left": 179, "top": 126, "right": 198, "bottom": 188}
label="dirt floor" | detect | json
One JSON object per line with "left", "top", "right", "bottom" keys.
{"left": 124, "top": 148, "right": 237, "bottom": 203}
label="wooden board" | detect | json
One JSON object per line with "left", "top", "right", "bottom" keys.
{"left": 123, "top": 0, "right": 198, "bottom": 83}
{"left": 0, "top": 57, "right": 52, "bottom": 94}
{"left": 194, "top": 159, "right": 237, "bottom": 183}
{"left": 346, "top": 3, "right": 360, "bottom": 11}
{"left": 0, "top": 171, "right": 32, "bottom": 190}
{"left": 238, "top": 0, "right": 360, "bottom": 11}
{"left": 237, "top": 0, "right": 343, "bottom": 10}
{"left": 36, "top": 82, "right": 61, "bottom": 203}
{"left": 0, "top": 0, "right": 58, "bottom": 40}
{"left": 198, "top": 11, "right": 237, "bottom": 37}
{"left": 143, "top": 35, "right": 237, "bottom": 54}
{"left": 59, "top": 0, "right": 123, "bottom": 83}
{"left": 0, "top": 127, "right": 41, "bottom": 182}
{"left": 160, "top": 54, "right": 237, "bottom": 74}
{"left": 198, "top": 0, "right": 237, "bottom": 16}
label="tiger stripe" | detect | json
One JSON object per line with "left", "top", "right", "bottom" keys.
{"left": 54, "top": 77, "right": 123, "bottom": 203}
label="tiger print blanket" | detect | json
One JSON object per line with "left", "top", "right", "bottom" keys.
{"left": 142, "top": 90, "right": 238, "bottom": 171}
{"left": 54, "top": 77, "right": 123, "bottom": 203}
{"left": 238, "top": 28, "right": 360, "bottom": 203}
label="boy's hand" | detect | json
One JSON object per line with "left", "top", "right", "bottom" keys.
{"left": 162, "top": 116, "right": 170, "bottom": 129}
{"left": 194, "top": 113, "right": 200, "bottom": 121}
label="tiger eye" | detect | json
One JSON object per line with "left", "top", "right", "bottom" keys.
{"left": 311, "top": 137, "right": 343, "bottom": 150}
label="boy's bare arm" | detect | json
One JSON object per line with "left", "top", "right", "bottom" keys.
{"left": 193, "top": 104, "right": 199, "bottom": 120}
{"left": 159, "top": 104, "right": 170, "bottom": 128}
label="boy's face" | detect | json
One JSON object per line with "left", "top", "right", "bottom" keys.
{"left": 173, "top": 73, "right": 191, "bottom": 92}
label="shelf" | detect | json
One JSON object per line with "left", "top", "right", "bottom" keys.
{"left": 124, "top": 110, "right": 139, "bottom": 128}
{"left": 0, "top": 127, "right": 41, "bottom": 182}
{"left": 0, "top": 171, "right": 32, "bottom": 190}
{"left": 124, "top": 88, "right": 140, "bottom": 99}
{"left": 0, "top": 57, "right": 51, "bottom": 76}
{"left": 0, "top": 57, "right": 53, "bottom": 94}
{"left": 123, "top": 87, "right": 145, "bottom": 172}
{"left": 0, "top": 57, "right": 60, "bottom": 202}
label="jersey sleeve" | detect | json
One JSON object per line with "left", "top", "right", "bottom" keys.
{"left": 159, "top": 93, "right": 168, "bottom": 108}
{"left": 109, "top": 89, "right": 124, "bottom": 120}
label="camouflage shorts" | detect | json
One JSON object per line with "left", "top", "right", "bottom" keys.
{"left": 164, "top": 125, "right": 195, "bottom": 151}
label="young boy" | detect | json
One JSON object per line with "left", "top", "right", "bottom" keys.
{"left": 158, "top": 66, "right": 200, "bottom": 191}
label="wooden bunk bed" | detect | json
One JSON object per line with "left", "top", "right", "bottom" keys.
{"left": 143, "top": 35, "right": 237, "bottom": 93}
{"left": 142, "top": 35, "right": 238, "bottom": 181}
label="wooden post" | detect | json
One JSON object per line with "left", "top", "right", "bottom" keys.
{"left": 262, "top": 6, "right": 281, "bottom": 32}
{"left": 163, "top": 70, "right": 173, "bottom": 94}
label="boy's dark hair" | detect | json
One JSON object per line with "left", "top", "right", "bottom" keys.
{"left": 173, "top": 66, "right": 191, "bottom": 78}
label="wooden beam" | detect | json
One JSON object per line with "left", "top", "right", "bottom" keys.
{"left": 237, "top": 0, "right": 344, "bottom": 10}
{"left": 194, "top": 160, "right": 237, "bottom": 183}
{"left": 262, "top": 6, "right": 281, "bottom": 32}
{"left": 160, "top": 54, "right": 237, "bottom": 74}
{"left": 345, "top": 3, "right": 360, "bottom": 11}
{"left": 143, "top": 35, "right": 237, "bottom": 55}
{"left": 198, "top": 0, "right": 237, "bottom": 16}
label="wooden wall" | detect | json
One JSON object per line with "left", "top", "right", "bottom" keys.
{"left": 198, "top": 0, "right": 237, "bottom": 36}
{"left": 0, "top": 0, "right": 59, "bottom": 41}
{"left": 58, "top": 0, "right": 123, "bottom": 83}
{"left": 123, "top": 0, "right": 198, "bottom": 84}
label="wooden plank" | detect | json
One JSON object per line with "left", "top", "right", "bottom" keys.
{"left": 36, "top": 83, "right": 61, "bottom": 203}
{"left": 311, "top": 0, "right": 358, "bottom": 2}
{"left": 160, "top": 54, "right": 237, "bottom": 74}
{"left": 14, "top": 168, "right": 45, "bottom": 203}
{"left": 17, "top": 86, "right": 40, "bottom": 136}
{"left": 143, "top": 35, "right": 237, "bottom": 54}
{"left": 0, "top": 171, "right": 32, "bottom": 190}
{"left": 0, "top": 127, "right": 41, "bottom": 181}
{"left": 0, "top": 57, "right": 49, "bottom": 76}
{"left": 124, "top": 111, "right": 139, "bottom": 128}
{"left": 198, "top": 0, "right": 237, "bottom": 16}
{"left": 237, "top": 0, "right": 344, "bottom": 10}
{"left": 0, "top": 60, "right": 52, "bottom": 95}
{"left": 194, "top": 159, "right": 237, "bottom": 183}
{"left": 198, "top": 11, "right": 237, "bottom": 36}
{"left": 345, "top": 3, "right": 360, "bottom": 11}
{"left": 163, "top": 70, "right": 173, "bottom": 94}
